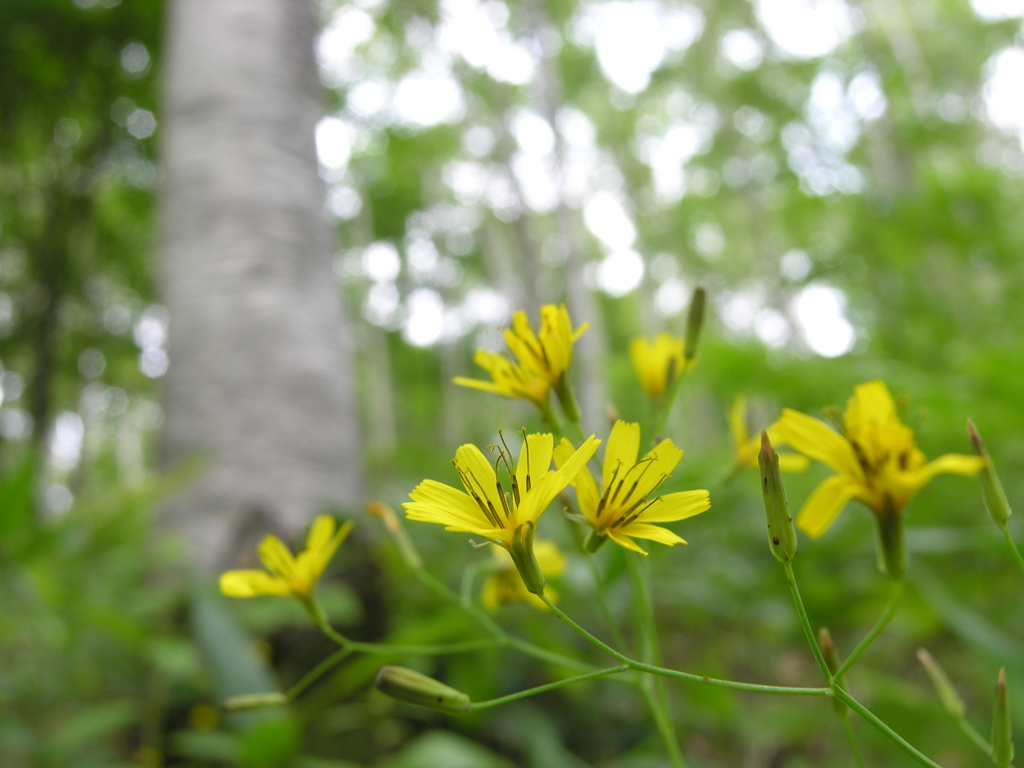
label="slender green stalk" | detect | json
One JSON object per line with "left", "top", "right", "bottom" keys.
{"left": 287, "top": 648, "right": 353, "bottom": 701}
{"left": 313, "top": 611, "right": 499, "bottom": 656}
{"left": 782, "top": 561, "right": 833, "bottom": 684}
{"left": 538, "top": 398, "right": 566, "bottom": 443}
{"left": 573, "top": 523, "right": 628, "bottom": 650}
{"left": 625, "top": 555, "right": 687, "bottom": 767}
{"left": 411, "top": 566, "right": 599, "bottom": 674}
{"left": 640, "top": 681, "right": 687, "bottom": 768}
{"left": 831, "top": 686, "right": 944, "bottom": 768}
{"left": 538, "top": 593, "right": 829, "bottom": 696}
{"left": 467, "top": 665, "right": 630, "bottom": 711}
{"left": 832, "top": 581, "right": 903, "bottom": 680}
{"left": 957, "top": 718, "right": 992, "bottom": 757}
{"left": 842, "top": 715, "right": 867, "bottom": 768}
{"left": 1000, "top": 525, "right": 1024, "bottom": 576}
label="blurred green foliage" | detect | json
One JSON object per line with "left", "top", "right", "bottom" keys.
{"left": 3, "top": 0, "right": 1024, "bottom": 765}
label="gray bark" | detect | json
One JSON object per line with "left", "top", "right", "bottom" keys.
{"left": 159, "top": 0, "right": 363, "bottom": 571}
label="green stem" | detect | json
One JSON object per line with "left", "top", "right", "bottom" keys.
{"left": 466, "top": 665, "right": 630, "bottom": 711}
{"left": 566, "top": 511, "right": 628, "bottom": 650}
{"left": 650, "top": 367, "right": 689, "bottom": 444}
{"left": 640, "top": 680, "right": 687, "bottom": 768}
{"left": 538, "top": 593, "right": 829, "bottom": 696}
{"left": 287, "top": 648, "right": 353, "bottom": 701}
{"left": 411, "top": 567, "right": 599, "bottom": 674}
{"left": 832, "top": 686, "right": 945, "bottom": 768}
{"left": 957, "top": 718, "right": 992, "bottom": 757}
{"left": 1000, "top": 524, "right": 1024, "bottom": 576}
{"left": 313, "top": 608, "right": 499, "bottom": 656}
{"left": 842, "top": 715, "right": 867, "bottom": 768}
{"left": 538, "top": 397, "right": 566, "bottom": 443}
{"left": 832, "top": 581, "right": 903, "bottom": 680}
{"left": 782, "top": 561, "right": 833, "bottom": 684}
{"left": 625, "top": 555, "right": 686, "bottom": 767}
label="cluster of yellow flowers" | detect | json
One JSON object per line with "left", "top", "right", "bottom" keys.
{"left": 221, "top": 302, "right": 984, "bottom": 606}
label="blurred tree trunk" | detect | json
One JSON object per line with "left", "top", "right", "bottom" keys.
{"left": 159, "top": 0, "right": 363, "bottom": 571}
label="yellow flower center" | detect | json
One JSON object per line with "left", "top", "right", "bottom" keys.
{"left": 594, "top": 456, "right": 668, "bottom": 532}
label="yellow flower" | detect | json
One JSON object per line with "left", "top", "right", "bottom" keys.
{"left": 775, "top": 381, "right": 985, "bottom": 538}
{"left": 452, "top": 350, "right": 550, "bottom": 406}
{"left": 505, "top": 304, "right": 589, "bottom": 386}
{"left": 629, "top": 333, "right": 686, "bottom": 399}
{"left": 729, "top": 397, "right": 809, "bottom": 472}
{"left": 481, "top": 540, "right": 566, "bottom": 611}
{"left": 403, "top": 431, "right": 601, "bottom": 548}
{"left": 554, "top": 421, "right": 710, "bottom": 555}
{"left": 219, "top": 515, "right": 353, "bottom": 601}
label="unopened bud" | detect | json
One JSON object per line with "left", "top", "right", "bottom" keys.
{"left": 683, "top": 286, "right": 706, "bottom": 363}
{"left": 759, "top": 432, "right": 798, "bottom": 563}
{"left": 223, "top": 692, "right": 287, "bottom": 712}
{"left": 915, "top": 648, "right": 965, "bottom": 720}
{"left": 509, "top": 521, "right": 546, "bottom": 595}
{"left": 968, "top": 420, "right": 1012, "bottom": 526}
{"left": 374, "top": 666, "right": 471, "bottom": 713}
{"left": 992, "top": 667, "right": 1013, "bottom": 768}
{"left": 819, "top": 628, "right": 847, "bottom": 717}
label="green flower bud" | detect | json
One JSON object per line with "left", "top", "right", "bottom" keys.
{"left": 992, "top": 667, "right": 1013, "bottom": 768}
{"left": 683, "top": 286, "right": 706, "bottom": 364}
{"left": 510, "top": 521, "right": 546, "bottom": 595}
{"left": 968, "top": 419, "right": 1012, "bottom": 527}
{"left": 819, "top": 628, "right": 848, "bottom": 718}
{"left": 222, "top": 692, "right": 287, "bottom": 712}
{"left": 759, "top": 431, "right": 798, "bottom": 563}
{"left": 374, "top": 666, "right": 471, "bottom": 713}
{"left": 915, "top": 648, "right": 965, "bottom": 720}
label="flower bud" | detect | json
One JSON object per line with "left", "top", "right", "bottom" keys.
{"left": 683, "top": 286, "right": 706, "bottom": 364}
{"left": 509, "top": 521, "right": 546, "bottom": 595}
{"left": 223, "top": 692, "right": 287, "bottom": 711}
{"left": 915, "top": 648, "right": 964, "bottom": 720}
{"left": 968, "top": 419, "right": 1012, "bottom": 527}
{"left": 992, "top": 667, "right": 1013, "bottom": 768}
{"left": 819, "top": 628, "right": 847, "bottom": 717}
{"left": 374, "top": 666, "right": 471, "bottom": 713}
{"left": 759, "top": 431, "right": 798, "bottom": 563}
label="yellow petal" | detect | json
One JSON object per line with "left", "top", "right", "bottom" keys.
{"left": 454, "top": 443, "right": 506, "bottom": 520}
{"left": 532, "top": 540, "right": 567, "bottom": 577}
{"left": 913, "top": 453, "right": 986, "bottom": 481}
{"left": 553, "top": 438, "right": 601, "bottom": 519}
{"left": 516, "top": 432, "right": 554, "bottom": 495}
{"left": 776, "top": 409, "right": 864, "bottom": 481}
{"left": 796, "top": 475, "right": 863, "bottom": 538}
{"left": 635, "top": 439, "right": 684, "bottom": 498}
{"left": 606, "top": 529, "right": 648, "bottom": 555}
{"left": 258, "top": 535, "right": 298, "bottom": 580}
{"left": 404, "top": 479, "right": 495, "bottom": 530}
{"left": 452, "top": 376, "right": 508, "bottom": 396}
{"left": 637, "top": 490, "right": 710, "bottom": 523}
{"left": 603, "top": 421, "right": 640, "bottom": 492}
{"left": 219, "top": 570, "right": 293, "bottom": 598}
{"left": 729, "top": 397, "right": 749, "bottom": 452}
{"left": 480, "top": 574, "right": 502, "bottom": 612}
{"left": 849, "top": 380, "right": 898, "bottom": 425}
{"left": 305, "top": 515, "right": 336, "bottom": 556}
{"left": 777, "top": 452, "right": 810, "bottom": 472}
{"left": 619, "top": 522, "right": 687, "bottom": 546}
{"left": 305, "top": 519, "right": 353, "bottom": 582}
{"left": 517, "top": 436, "right": 601, "bottom": 524}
